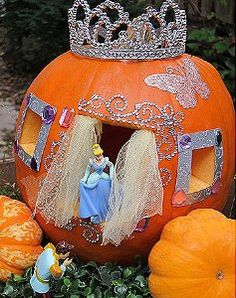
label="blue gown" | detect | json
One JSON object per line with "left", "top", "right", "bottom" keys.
{"left": 79, "top": 157, "right": 113, "bottom": 224}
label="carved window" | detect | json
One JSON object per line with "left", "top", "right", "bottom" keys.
{"left": 175, "top": 129, "right": 223, "bottom": 206}
{"left": 15, "top": 93, "right": 57, "bottom": 171}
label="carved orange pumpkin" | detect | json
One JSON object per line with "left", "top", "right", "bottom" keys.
{"left": 148, "top": 209, "right": 235, "bottom": 298}
{"left": 14, "top": 50, "right": 235, "bottom": 264}
{"left": 0, "top": 196, "right": 43, "bottom": 281}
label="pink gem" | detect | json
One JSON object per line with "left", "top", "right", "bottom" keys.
{"left": 211, "top": 179, "right": 221, "bottom": 194}
{"left": 59, "top": 107, "right": 75, "bottom": 128}
{"left": 135, "top": 218, "right": 150, "bottom": 232}
{"left": 172, "top": 189, "right": 187, "bottom": 206}
{"left": 13, "top": 140, "right": 19, "bottom": 154}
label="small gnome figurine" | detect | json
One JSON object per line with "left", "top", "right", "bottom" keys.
{"left": 30, "top": 241, "right": 74, "bottom": 297}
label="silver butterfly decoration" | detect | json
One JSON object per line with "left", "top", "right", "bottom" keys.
{"left": 144, "top": 58, "right": 210, "bottom": 109}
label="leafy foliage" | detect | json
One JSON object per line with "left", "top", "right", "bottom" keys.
{"left": 187, "top": 21, "right": 235, "bottom": 100}
{"left": 0, "top": 258, "right": 151, "bottom": 297}
{"left": 2, "top": 0, "right": 147, "bottom": 72}
{"left": 2, "top": 0, "right": 235, "bottom": 99}
{"left": 0, "top": 179, "right": 150, "bottom": 297}
{"left": 3, "top": 0, "right": 73, "bottom": 72}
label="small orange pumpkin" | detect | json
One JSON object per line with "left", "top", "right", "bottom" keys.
{"left": 148, "top": 209, "right": 235, "bottom": 298}
{"left": 0, "top": 195, "right": 43, "bottom": 281}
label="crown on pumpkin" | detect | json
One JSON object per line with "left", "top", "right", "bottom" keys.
{"left": 68, "top": 0, "right": 187, "bottom": 60}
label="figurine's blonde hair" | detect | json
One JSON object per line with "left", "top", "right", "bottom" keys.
{"left": 93, "top": 144, "right": 103, "bottom": 156}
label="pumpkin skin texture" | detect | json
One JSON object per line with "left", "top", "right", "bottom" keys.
{"left": 0, "top": 196, "right": 43, "bottom": 281}
{"left": 148, "top": 209, "right": 235, "bottom": 298}
{"left": 15, "top": 51, "right": 235, "bottom": 265}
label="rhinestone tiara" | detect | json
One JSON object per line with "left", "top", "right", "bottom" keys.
{"left": 68, "top": 0, "right": 187, "bottom": 60}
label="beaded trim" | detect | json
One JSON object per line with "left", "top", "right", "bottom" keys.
{"left": 175, "top": 128, "right": 223, "bottom": 206}
{"left": 79, "top": 220, "right": 101, "bottom": 244}
{"left": 44, "top": 132, "right": 69, "bottom": 172}
{"left": 78, "top": 94, "right": 185, "bottom": 164}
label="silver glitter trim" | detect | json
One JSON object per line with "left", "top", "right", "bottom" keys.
{"left": 68, "top": 0, "right": 187, "bottom": 60}
{"left": 78, "top": 94, "right": 185, "bottom": 164}
{"left": 145, "top": 58, "right": 210, "bottom": 108}
{"left": 160, "top": 168, "right": 172, "bottom": 187}
{"left": 79, "top": 220, "right": 101, "bottom": 243}
{"left": 175, "top": 128, "right": 223, "bottom": 206}
{"left": 16, "top": 93, "right": 57, "bottom": 171}
{"left": 44, "top": 132, "right": 69, "bottom": 172}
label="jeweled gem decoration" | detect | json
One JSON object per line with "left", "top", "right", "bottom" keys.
{"left": 13, "top": 140, "right": 19, "bottom": 154}
{"left": 211, "top": 178, "right": 221, "bottom": 194}
{"left": 69, "top": 0, "right": 187, "bottom": 60}
{"left": 59, "top": 107, "right": 75, "bottom": 128}
{"left": 42, "top": 106, "right": 56, "bottom": 124}
{"left": 30, "top": 157, "right": 38, "bottom": 171}
{"left": 135, "top": 218, "right": 150, "bottom": 233}
{"left": 179, "top": 134, "right": 191, "bottom": 150}
{"left": 145, "top": 58, "right": 210, "bottom": 108}
{"left": 216, "top": 130, "right": 222, "bottom": 147}
{"left": 172, "top": 189, "right": 187, "bottom": 206}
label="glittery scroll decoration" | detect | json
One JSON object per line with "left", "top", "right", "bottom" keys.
{"left": 78, "top": 94, "right": 185, "bottom": 164}
{"left": 79, "top": 220, "right": 101, "bottom": 244}
{"left": 175, "top": 128, "right": 223, "bottom": 207}
{"left": 69, "top": 0, "right": 187, "bottom": 60}
{"left": 160, "top": 168, "right": 172, "bottom": 186}
{"left": 15, "top": 93, "right": 57, "bottom": 171}
{"left": 44, "top": 132, "right": 69, "bottom": 172}
{"left": 59, "top": 219, "right": 101, "bottom": 243}
{"left": 145, "top": 58, "right": 210, "bottom": 109}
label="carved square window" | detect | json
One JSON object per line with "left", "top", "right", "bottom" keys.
{"left": 15, "top": 93, "right": 57, "bottom": 171}
{"left": 175, "top": 128, "right": 223, "bottom": 206}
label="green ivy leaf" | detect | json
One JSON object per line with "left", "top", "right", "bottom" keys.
{"left": 111, "top": 270, "right": 121, "bottom": 280}
{"left": 84, "top": 287, "right": 92, "bottom": 296}
{"left": 60, "top": 284, "right": 68, "bottom": 294}
{"left": 123, "top": 268, "right": 133, "bottom": 279}
{"left": 135, "top": 275, "right": 147, "bottom": 288}
{"left": 89, "top": 277, "right": 98, "bottom": 289}
{"left": 63, "top": 277, "right": 72, "bottom": 287}
{"left": 13, "top": 274, "right": 26, "bottom": 283}
{"left": 114, "top": 285, "right": 128, "bottom": 295}
{"left": 72, "top": 279, "right": 87, "bottom": 289}
{"left": 2, "top": 285, "right": 14, "bottom": 296}
{"left": 82, "top": 261, "right": 97, "bottom": 269}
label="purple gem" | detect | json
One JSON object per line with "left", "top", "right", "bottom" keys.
{"left": 42, "top": 106, "right": 55, "bottom": 124}
{"left": 30, "top": 157, "right": 38, "bottom": 171}
{"left": 13, "top": 140, "right": 19, "bottom": 154}
{"left": 179, "top": 135, "right": 192, "bottom": 149}
{"left": 25, "top": 94, "right": 31, "bottom": 106}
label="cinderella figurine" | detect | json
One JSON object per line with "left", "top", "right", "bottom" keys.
{"left": 79, "top": 144, "right": 114, "bottom": 224}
